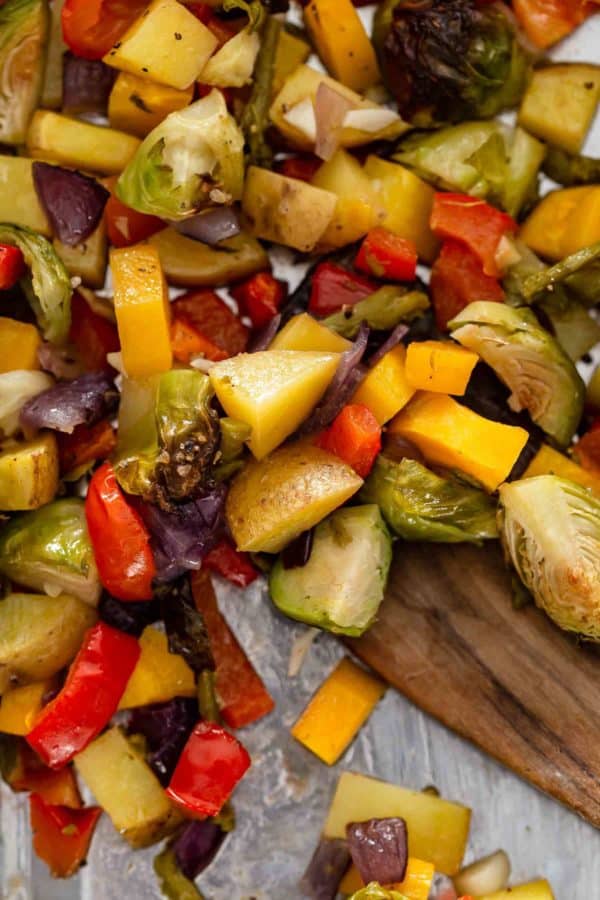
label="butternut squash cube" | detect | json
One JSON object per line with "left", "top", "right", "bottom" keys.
{"left": 480, "top": 882, "right": 555, "bottom": 900}
{"left": 312, "top": 149, "right": 382, "bottom": 250}
{"left": 270, "top": 313, "right": 351, "bottom": 353}
{"left": 0, "top": 680, "right": 54, "bottom": 736}
{"left": 519, "top": 64, "right": 600, "bottom": 154}
{"left": 522, "top": 445, "right": 600, "bottom": 497}
{"left": 405, "top": 340, "right": 478, "bottom": 396}
{"left": 303, "top": 0, "right": 380, "bottom": 92}
{"left": 0, "top": 318, "right": 40, "bottom": 372}
{"left": 209, "top": 349, "right": 339, "bottom": 459}
{"left": 389, "top": 393, "right": 529, "bottom": 491}
{"left": 27, "top": 111, "right": 140, "bottom": 175}
{"left": 118, "top": 627, "right": 195, "bottom": 709}
{"left": 519, "top": 186, "right": 600, "bottom": 261}
{"left": 108, "top": 72, "right": 194, "bottom": 137}
{"left": 352, "top": 345, "right": 415, "bottom": 425}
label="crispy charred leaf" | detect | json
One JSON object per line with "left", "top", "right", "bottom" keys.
{"left": 0, "top": 0, "right": 48, "bottom": 144}
{"left": 361, "top": 456, "right": 498, "bottom": 543}
{"left": 157, "top": 576, "right": 214, "bottom": 675}
{"left": 300, "top": 837, "right": 351, "bottom": 900}
{"left": 20, "top": 372, "right": 117, "bottom": 435}
{"left": 154, "top": 845, "right": 205, "bottom": 900}
{"left": 98, "top": 593, "right": 160, "bottom": 637}
{"left": 128, "top": 697, "right": 198, "bottom": 786}
{"left": 32, "top": 163, "right": 110, "bottom": 247}
{"left": 172, "top": 820, "right": 225, "bottom": 880}
{"left": 542, "top": 146, "right": 600, "bottom": 187}
{"left": 373, "top": 0, "right": 529, "bottom": 126}
{"left": 347, "top": 818, "right": 408, "bottom": 887}
{"left": 240, "top": 14, "right": 282, "bottom": 168}
{"left": 323, "top": 288, "right": 429, "bottom": 339}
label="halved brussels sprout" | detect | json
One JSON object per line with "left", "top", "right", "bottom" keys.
{"left": 0, "top": 497, "right": 100, "bottom": 606}
{"left": 449, "top": 301, "right": 584, "bottom": 448}
{"left": 360, "top": 455, "right": 498, "bottom": 543}
{"left": 0, "top": 0, "right": 48, "bottom": 144}
{"left": 324, "top": 288, "right": 429, "bottom": 339}
{"left": 116, "top": 90, "right": 245, "bottom": 221}
{"left": 499, "top": 476, "right": 600, "bottom": 639}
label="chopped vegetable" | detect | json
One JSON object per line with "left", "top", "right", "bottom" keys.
{"left": 29, "top": 794, "right": 101, "bottom": 878}
{"left": 317, "top": 405, "right": 381, "bottom": 478}
{"left": 0, "top": 371, "right": 52, "bottom": 438}
{"left": 0, "top": 435, "right": 58, "bottom": 512}
{"left": 304, "top": 0, "right": 379, "bottom": 92}
{"left": 69, "top": 292, "right": 119, "bottom": 374}
{"left": 0, "top": 156, "right": 50, "bottom": 235}
{"left": 430, "top": 240, "right": 505, "bottom": 331}
{"left": 61, "top": 0, "right": 148, "bottom": 60}
{"left": 62, "top": 53, "right": 116, "bottom": 115}
{"left": 127, "top": 697, "right": 198, "bottom": 786}
{"left": 158, "top": 576, "right": 213, "bottom": 676}
{"left": 240, "top": 14, "right": 282, "bottom": 169}
{"left": 41, "top": 0, "right": 65, "bottom": 110}
{"left": 153, "top": 845, "right": 204, "bottom": 900}
{"left": 203, "top": 540, "right": 258, "bottom": 589}
{"left": 522, "top": 445, "right": 600, "bottom": 497}
{"left": 355, "top": 229, "right": 417, "bottom": 282}
{"left": 454, "top": 850, "right": 511, "bottom": 897}
{"left": 342, "top": 857, "right": 436, "bottom": 898}
{"left": 311, "top": 149, "right": 381, "bottom": 251}
{"left": 231, "top": 272, "right": 287, "bottom": 329}
{"left": 476, "top": 881, "right": 554, "bottom": 900}
{"left": 33, "top": 163, "right": 109, "bottom": 248}
{"left": 0, "top": 245, "right": 25, "bottom": 290}
{"left": 104, "top": 178, "right": 164, "bottom": 248}
{"left": 271, "top": 313, "right": 351, "bottom": 354}
{"left": 171, "top": 317, "right": 227, "bottom": 365}
{"left": 20, "top": 371, "right": 117, "bottom": 435}
{"left": 324, "top": 288, "right": 429, "bottom": 339}
{"left": 53, "top": 219, "right": 109, "bottom": 290}
{"left": 0, "top": 0, "right": 47, "bottom": 144}
{"left": 542, "top": 146, "right": 600, "bottom": 187}
{"left": 300, "top": 837, "right": 351, "bottom": 900}
{"left": 98, "top": 593, "right": 159, "bottom": 638}
{"left": 27, "top": 110, "right": 141, "bottom": 175}
{"left": 519, "top": 186, "right": 600, "bottom": 261}
{"left": 430, "top": 194, "right": 517, "bottom": 278}
{"left": 200, "top": 26, "right": 260, "bottom": 88}
{"left": 0, "top": 680, "right": 55, "bottom": 736}
{"left": 308, "top": 262, "right": 376, "bottom": 318}
{"left": 118, "top": 626, "right": 196, "bottom": 710}
{"left": 405, "top": 341, "right": 478, "bottom": 396}
{"left": 352, "top": 346, "right": 415, "bottom": 425}
{"left": 346, "top": 818, "right": 408, "bottom": 887}
{"left": 149, "top": 227, "right": 268, "bottom": 288}
{"left": 173, "top": 289, "right": 249, "bottom": 357}
{"left": 513, "top": 0, "right": 592, "bottom": 47}
{"left": 108, "top": 72, "right": 194, "bottom": 138}
{"left": 518, "top": 64, "right": 600, "bottom": 154}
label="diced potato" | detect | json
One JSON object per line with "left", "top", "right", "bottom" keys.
{"left": 0, "top": 592, "right": 96, "bottom": 681}
{"left": 0, "top": 435, "right": 59, "bottom": 511}
{"left": 0, "top": 156, "right": 51, "bottom": 235}
{"left": 0, "top": 319, "right": 40, "bottom": 372}
{"left": 323, "top": 771, "right": 471, "bottom": 875}
{"left": 75, "top": 726, "right": 183, "bottom": 848}
{"left": 0, "top": 679, "right": 53, "bottom": 735}
{"left": 41, "top": 0, "right": 66, "bottom": 109}
{"left": 272, "top": 30, "right": 311, "bottom": 98}
{"left": 312, "top": 150, "right": 382, "bottom": 250}
{"left": 522, "top": 445, "right": 600, "bottom": 497}
{"left": 270, "top": 313, "right": 351, "bottom": 353}
{"left": 103, "top": 0, "right": 217, "bottom": 90}
{"left": 388, "top": 393, "right": 529, "bottom": 492}
{"left": 148, "top": 228, "right": 268, "bottom": 287}
{"left": 54, "top": 219, "right": 108, "bottom": 288}
{"left": 480, "top": 881, "right": 555, "bottom": 900}
{"left": 226, "top": 442, "right": 363, "bottom": 552}
{"left": 108, "top": 72, "right": 194, "bottom": 137}
{"left": 352, "top": 346, "right": 416, "bottom": 425}
{"left": 304, "top": 0, "right": 380, "bottom": 92}
{"left": 364, "top": 156, "right": 439, "bottom": 262}
{"left": 519, "top": 64, "right": 600, "bottom": 154}
{"left": 199, "top": 29, "right": 259, "bottom": 88}
{"left": 118, "top": 626, "right": 195, "bottom": 709}
{"left": 242, "top": 167, "right": 338, "bottom": 253}
{"left": 27, "top": 111, "right": 141, "bottom": 175}
{"left": 210, "top": 350, "right": 339, "bottom": 459}
{"left": 405, "top": 341, "right": 478, "bottom": 396}
{"left": 519, "top": 186, "right": 600, "bottom": 260}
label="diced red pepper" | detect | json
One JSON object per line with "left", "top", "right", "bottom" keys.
{"left": 192, "top": 570, "right": 274, "bottom": 729}
{"left": 230, "top": 272, "right": 288, "bottom": 329}
{"left": 104, "top": 177, "right": 164, "bottom": 248}
{"left": 574, "top": 422, "right": 600, "bottom": 474}
{"left": 57, "top": 419, "right": 117, "bottom": 476}
{"left": 0, "top": 244, "right": 25, "bottom": 290}
{"left": 172, "top": 290, "right": 249, "bottom": 357}
{"left": 30, "top": 794, "right": 101, "bottom": 878}
{"left": 166, "top": 721, "right": 251, "bottom": 818}
{"left": 203, "top": 540, "right": 259, "bottom": 588}
{"left": 69, "top": 291, "right": 120, "bottom": 373}
{"left": 85, "top": 462, "right": 156, "bottom": 601}
{"left": 430, "top": 193, "right": 518, "bottom": 278}
{"left": 512, "top": 0, "right": 595, "bottom": 48}
{"left": 171, "top": 316, "right": 228, "bottom": 364}
{"left": 276, "top": 155, "right": 322, "bottom": 183}
{"left": 355, "top": 228, "right": 418, "bottom": 282}
{"left": 11, "top": 746, "right": 82, "bottom": 808}
{"left": 186, "top": 2, "right": 237, "bottom": 45}
{"left": 62, "top": 0, "right": 148, "bottom": 60}
{"left": 429, "top": 240, "right": 505, "bottom": 331}
{"left": 309, "top": 262, "right": 376, "bottom": 317}
{"left": 26, "top": 623, "right": 140, "bottom": 769}
{"left": 317, "top": 404, "right": 382, "bottom": 478}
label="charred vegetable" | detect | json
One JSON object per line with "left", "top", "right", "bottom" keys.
{"left": 0, "top": 370, "right": 53, "bottom": 437}
{"left": 240, "top": 14, "right": 281, "bottom": 168}
{"left": 373, "top": 0, "right": 529, "bottom": 126}
{"left": 0, "top": 434, "right": 58, "bottom": 511}
{"left": 499, "top": 476, "right": 600, "bottom": 639}
{"left": 543, "top": 146, "right": 600, "bottom": 187}
{"left": 324, "top": 288, "right": 429, "bottom": 339}
{"left": 348, "top": 886, "right": 407, "bottom": 900}
{"left": 0, "top": 0, "right": 48, "bottom": 144}
{"left": 346, "top": 818, "right": 408, "bottom": 886}
{"left": 20, "top": 371, "right": 117, "bottom": 435}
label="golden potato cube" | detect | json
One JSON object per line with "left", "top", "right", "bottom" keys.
{"left": 108, "top": 72, "right": 194, "bottom": 137}
{"left": 54, "top": 219, "right": 108, "bottom": 288}
{"left": 272, "top": 29, "right": 311, "bottom": 98}
{"left": 27, "top": 110, "right": 140, "bottom": 175}
{"left": 0, "top": 435, "right": 59, "bottom": 511}
{"left": 0, "top": 156, "right": 51, "bottom": 236}
{"left": 148, "top": 228, "right": 268, "bottom": 287}
{"left": 519, "top": 64, "right": 600, "bottom": 154}
{"left": 312, "top": 149, "right": 382, "bottom": 249}
{"left": 304, "top": 0, "right": 380, "bottom": 92}
{"left": 270, "top": 313, "right": 351, "bottom": 353}
{"left": 519, "top": 186, "right": 600, "bottom": 261}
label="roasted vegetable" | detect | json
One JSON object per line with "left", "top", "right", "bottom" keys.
{"left": 0, "top": 498, "right": 101, "bottom": 605}
{"left": 347, "top": 884, "right": 407, "bottom": 900}
{"left": 113, "top": 375, "right": 160, "bottom": 501}
{"left": 405, "top": 340, "right": 478, "bottom": 396}
{"left": 270, "top": 313, "right": 351, "bottom": 354}
{"left": 518, "top": 64, "right": 600, "bottom": 154}
{"left": 519, "top": 186, "right": 600, "bottom": 261}
{"left": 108, "top": 72, "right": 194, "bottom": 138}
{"left": 118, "top": 626, "right": 196, "bottom": 710}
{"left": 450, "top": 302, "right": 584, "bottom": 447}
{"left": 0, "top": 319, "right": 40, "bottom": 373}
{"left": 361, "top": 456, "right": 498, "bottom": 543}
{"left": 27, "top": 110, "right": 141, "bottom": 175}
{"left": 311, "top": 150, "right": 381, "bottom": 251}
{"left": 241, "top": 14, "right": 282, "bottom": 169}
{"left": 53, "top": 220, "right": 108, "bottom": 289}
{"left": 347, "top": 818, "right": 408, "bottom": 887}
{"left": 148, "top": 228, "right": 268, "bottom": 288}
{"left": 0, "top": 370, "right": 53, "bottom": 437}
{"left": 0, "top": 156, "right": 50, "bottom": 235}
{"left": 153, "top": 845, "right": 203, "bottom": 900}
{"left": 304, "top": 0, "right": 379, "bottom": 93}
{"left": 352, "top": 346, "right": 415, "bottom": 425}
{"left": 518, "top": 241, "right": 600, "bottom": 308}
{"left": 40, "top": 0, "right": 64, "bottom": 109}
{"left": 0, "top": 434, "right": 58, "bottom": 511}
{"left": 324, "top": 288, "right": 429, "bottom": 339}
{"left": 0, "top": 0, "right": 48, "bottom": 144}
{"left": 300, "top": 838, "right": 352, "bottom": 900}
{"left": 373, "top": 0, "right": 529, "bottom": 126}
{"left": 20, "top": 371, "right": 117, "bottom": 435}
{"left": 499, "top": 476, "right": 600, "bottom": 639}
{"left": 539, "top": 298, "right": 600, "bottom": 362}
{"left": 478, "top": 881, "right": 554, "bottom": 900}
{"left": 200, "top": 25, "right": 260, "bottom": 89}
{"left": 117, "top": 91, "right": 244, "bottom": 221}
{"left": 542, "top": 146, "right": 600, "bottom": 187}
{"left": 270, "top": 504, "right": 392, "bottom": 635}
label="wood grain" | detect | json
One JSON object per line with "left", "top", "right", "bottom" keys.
{"left": 347, "top": 541, "right": 600, "bottom": 828}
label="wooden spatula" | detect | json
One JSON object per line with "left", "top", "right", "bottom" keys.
{"left": 346, "top": 541, "right": 600, "bottom": 828}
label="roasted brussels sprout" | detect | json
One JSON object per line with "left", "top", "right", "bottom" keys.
{"left": 324, "top": 288, "right": 429, "bottom": 339}
{"left": 499, "top": 476, "right": 600, "bottom": 639}
{"left": 0, "top": 0, "right": 48, "bottom": 144}
{"left": 450, "top": 302, "right": 584, "bottom": 448}
{"left": 117, "top": 90, "right": 245, "bottom": 220}
{"left": 361, "top": 455, "right": 498, "bottom": 543}
{"left": 373, "top": 0, "right": 530, "bottom": 126}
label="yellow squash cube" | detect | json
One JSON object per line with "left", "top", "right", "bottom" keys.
{"left": 27, "top": 111, "right": 140, "bottom": 175}
{"left": 111, "top": 244, "right": 172, "bottom": 378}
{"left": 312, "top": 149, "right": 382, "bottom": 249}
{"left": 405, "top": 340, "right": 478, "bottom": 396}
{"left": 303, "top": 0, "right": 380, "bottom": 92}
{"left": 480, "top": 881, "right": 555, "bottom": 900}
{"left": 0, "top": 680, "right": 53, "bottom": 736}
{"left": 0, "top": 157, "right": 50, "bottom": 236}
{"left": 324, "top": 771, "right": 471, "bottom": 875}
{"left": 340, "top": 857, "right": 435, "bottom": 899}
{"left": 389, "top": 393, "right": 529, "bottom": 492}
{"left": 119, "top": 626, "right": 195, "bottom": 709}
{"left": 210, "top": 349, "right": 339, "bottom": 459}
{"left": 292, "top": 657, "right": 385, "bottom": 765}
{"left": 270, "top": 313, "right": 351, "bottom": 353}
{"left": 519, "top": 64, "right": 600, "bottom": 154}
{"left": 108, "top": 72, "right": 194, "bottom": 137}
{"left": 272, "top": 30, "right": 311, "bottom": 98}
{"left": 104, "top": 0, "right": 218, "bottom": 90}
{"left": 352, "top": 345, "right": 416, "bottom": 425}
{"left": 522, "top": 445, "right": 600, "bottom": 496}
{"left": 0, "top": 319, "right": 40, "bottom": 372}
{"left": 519, "top": 186, "right": 600, "bottom": 260}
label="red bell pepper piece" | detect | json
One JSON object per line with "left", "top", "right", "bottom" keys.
{"left": 430, "top": 193, "right": 517, "bottom": 278}
{"left": 355, "top": 228, "right": 418, "bottom": 282}
{"left": 166, "top": 721, "right": 250, "bottom": 818}
{"left": 203, "top": 540, "right": 259, "bottom": 588}
{"left": 26, "top": 623, "right": 140, "bottom": 769}
{"left": 62, "top": 0, "right": 148, "bottom": 60}
{"left": 172, "top": 290, "right": 249, "bottom": 357}
{"left": 230, "top": 272, "right": 288, "bottom": 329}
{"left": 574, "top": 421, "right": 600, "bottom": 474}
{"left": 57, "top": 419, "right": 117, "bottom": 476}
{"left": 186, "top": 2, "right": 237, "bottom": 45}
{"left": 171, "top": 316, "right": 228, "bottom": 364}
{"left": 308, "top": 262, "right": 376, "bottom": 317}
{"left": 429, "top": 240, "right": 505, "bottom": 331}
{"left": 0, "top": 243, "right": 25, "bottom": 289}
{"left": 11, "top": 746, "right": 82, "bottom": 808}
{"left": 276, "top": 155, "right": 322, "bottom": 182}
{"left": 85, "top": 462, "right": 156, "bottom": 601}
{"left": 192, "top": 570, "right": 274, "bottom": 728}
{"left": 69, "top": 292, "right": 120, "bottom": 373}
{"left": 512, "top": 0, "right": 594, "bottom": 48}
{"left": 317, "top": 404, "right": 382, "bottom": 478}
{"left": 30, "top": 794, "right": 101, "bottom": 878}
{"left": 104, "top": 177, "right": 164, "bottom": 248}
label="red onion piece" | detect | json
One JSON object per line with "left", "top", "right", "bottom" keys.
{"left": 346, "top": 817, "right": 408, "bottom": 886}
{"left": 174, "top": 207, "right": 241, "bottom": 245}
{"left": 62, "top": 52, "right": 116, "bottom": 115}
{"left": 300, "top": 837, "right": 351, "bottom": 900}
{"left": 32, "top": 162, "right": 110, "bottom": 247}
{"left": 247, "top": 313, "right": 282, "bottom": 352}
{"left": 38, "top": 341, "right": 85, "bottom": 380}
{"left": 314, "top": 83, "right": 353, "bottom": 161}
{"left": 281, "top": 529, "right": 314, "bottom": 569}
{"left": 368, "top": 323, "right": 409, "bottom": 367}
{"left": 20, "top": 372, "right": 118, "bottom": 435}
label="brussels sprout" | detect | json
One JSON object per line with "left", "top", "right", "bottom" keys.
{"left": 361, "top": 456, "right": 498, "bottom": 543}
{"left": 323, "top": 288, "right": 429, "bottom": 339}
{"left": 117, "top": 90, "right": 245, "bottom": 221}
{"left": 349, "top": 884, "right": 408, "bottom": 900}
{"left": 114, "top": 375, "right": 161, "bottom": 501}
{"left": 0, "top": 370, "right": 53, "bottom": 437}
{"left": 450, "top": 302, "right": 584, "bottom": 448}
{"left": 499, "top": 476, "right": 600, "bottom": 639}
{"left": 0, "top": 0, "right": 48, "bottom": 144}
{"left": 521, "top": 241, "right": 600, "bottom": 308}
{"left": 543, "top": 146, "right": 600, "bottom": 187}
{"left": 0, "top": 224, "right": 72, "bottom": 344}
{"left": 373, "top": 0, "right": 530, "bottom": 126}
{"left": 0, "top": 498, "right": 100, "bottom": 605}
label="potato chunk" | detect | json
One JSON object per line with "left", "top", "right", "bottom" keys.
{"left": 519, "top": 64, "right": 600, "bottom": 154}
{"left": 0, "top": 435, "right": 59, "bottom": 511}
